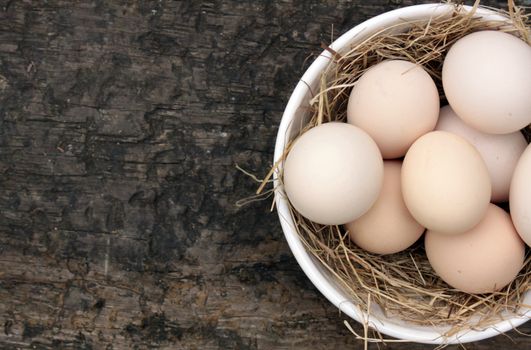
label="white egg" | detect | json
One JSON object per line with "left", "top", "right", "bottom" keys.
{"left": 510, "top": 144, "right": 531, "bottom": 247}
{"left": 443, "top": 31, "right": 531, "bottom": 134}
{"left": 283, "top": 122, "right": 384, "bottom": 225}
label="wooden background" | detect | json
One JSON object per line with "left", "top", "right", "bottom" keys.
{"left": 0, "top": 1, "right": 529, "bottom": 349}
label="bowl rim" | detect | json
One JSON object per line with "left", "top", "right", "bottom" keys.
{"left": 273, "top": 3, "right": 530, "bottom": 345}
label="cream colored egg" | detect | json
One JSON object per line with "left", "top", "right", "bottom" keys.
{"left": 443, "top": 31, "right": 531, "bottom": 134}
{"left": 402, "top": 131, "right": 491, "bottom": 235}
{"left": 345, "top": 161, "right": 424, "bottom": 255}
{"left": 283, "top": 122, "right": 384, "bottom": 225}
{"left": 425, "top": 204, "right": 525, "bottom": 294}
{"left": 435, "top": 105, "right": 527, "bottom": 202}
{"left": 347, "top": 60, "right": 440, "bottom": 159}
{"left": 510, "top": 144, "right": 531, "bottom": 246}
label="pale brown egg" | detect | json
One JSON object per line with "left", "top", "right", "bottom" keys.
{"left": 345, "top": 161, "right": 424, "bottom": 255}
{"left": 401, "top": 131, "right": 491, "bottom": 235}
{"left": 347, "top": 60, "right": 439, "bottom": 159}
{"left": 435, "top": 105, "right": 527, "bottom": 202}
{"left": 425, "top": 204, "right": 525, "bottom": 294}
{"left": 283, "top": 122, "right": 384, "bottom": 225}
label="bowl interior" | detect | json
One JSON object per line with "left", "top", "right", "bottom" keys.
{"left": 273, "top": 3, "right": 530, "bottom": 345}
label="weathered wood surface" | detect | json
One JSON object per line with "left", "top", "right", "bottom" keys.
{"left": 0, "top": 1, "right": 529, "bottom": 349}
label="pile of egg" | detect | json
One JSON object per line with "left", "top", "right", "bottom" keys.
{"left": 283, "top": 31, "right": 531, "bottom": 294}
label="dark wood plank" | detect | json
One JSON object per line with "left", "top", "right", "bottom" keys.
{"left": 0, "top": 1, "right": 528, "bottom": 349}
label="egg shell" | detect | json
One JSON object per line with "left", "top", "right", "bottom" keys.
{"left": 401, "top": 131, "right": 491, "bottom": 235}
{"left": 442, "top": 30, "right": 531, "bottom": 134}
{"left": 347, "top": 60, "right": 439, "bottom": 159}
{"left": 283, "top": 122, "right": 384, "bottom": 225}
{"left": 510, "top": 144, "right": 531, "bottom": 246}
{"left": 435, "top": 105, "right": 527, "bottom": 202}
{"left": 345, "top": 160, "right": 424, "bottom": 255}
{"left": 425, "top": 204, "right": 525, "bottom": 294}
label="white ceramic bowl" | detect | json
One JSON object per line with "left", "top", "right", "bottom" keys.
{"left": 273, "top": 3, "right": 530, "bottom": 344}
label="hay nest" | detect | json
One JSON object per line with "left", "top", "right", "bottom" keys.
{"left": 262, "top": 0, "right": 531, "bottom": 338}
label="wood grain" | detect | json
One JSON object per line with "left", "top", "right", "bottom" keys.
{"left": 0, "top": 1, "right": 529, "bottom": 349}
